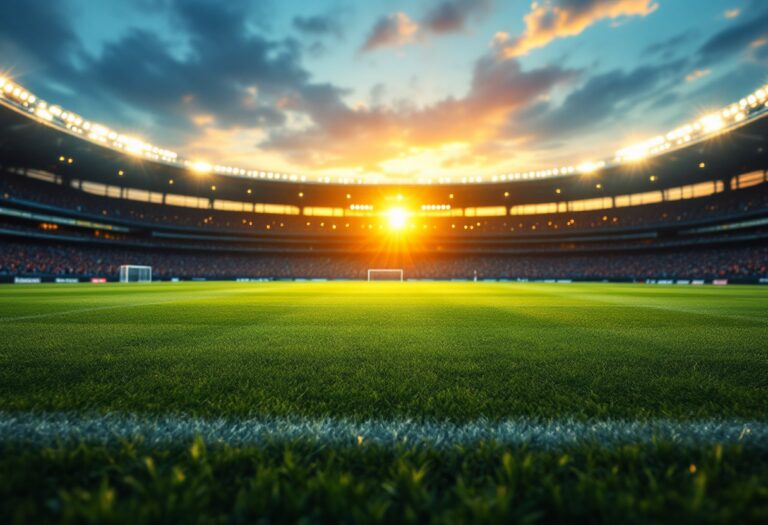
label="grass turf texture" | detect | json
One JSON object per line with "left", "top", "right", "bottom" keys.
{"left": 0, "top": 281, "right": 767, "bottom": 523}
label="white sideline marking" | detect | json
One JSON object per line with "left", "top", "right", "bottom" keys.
{"left": 0, "top": 412, "right": 765, "bottom": 449}
{"left": 0, "top": 286, "right": 281, "bottom": 322}
{"left": 0, "top": 301, "right": 174, "bottom": 322}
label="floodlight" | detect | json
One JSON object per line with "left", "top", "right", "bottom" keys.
{"left": 700, "top": 114, "right": 724, "bottom": 133}
{"left": 578, "top": 161, "right": 602, "bottom": 174}
{"left": 190, "top": 161, "right": 212, "bottom": 174}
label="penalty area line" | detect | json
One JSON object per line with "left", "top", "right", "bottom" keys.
{"left": 0, "top": 412, "right": 765, "bottom": 449}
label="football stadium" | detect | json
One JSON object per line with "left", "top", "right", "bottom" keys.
{"left": 1, "top": 1, "right": 767, "bottom": 523}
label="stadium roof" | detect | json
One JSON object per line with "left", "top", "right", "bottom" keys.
{"left": 1, "top": 72, "right": 767, "bottom": 197}
{"left": 1, "top": 81, "right": 767, "bottom": 209}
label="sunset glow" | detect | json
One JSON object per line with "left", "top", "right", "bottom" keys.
{"left": 1, "top": 1, "right": 763, "bottom": 183}
{"left": 387, "top": 208, "right": 409, "bottom": 230}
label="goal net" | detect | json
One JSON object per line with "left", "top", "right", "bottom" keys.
{"left": 367, "top": 269, "right": 404, "bottom": 282}
{"left": 119, "top": 265, "right": 152, "bottom": 283}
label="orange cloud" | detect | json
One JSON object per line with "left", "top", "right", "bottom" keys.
{"left": 360, "top": 2, "right": 492, "bottom": 54}
{"left": 685, "top": 69, "right": 711, "bottom": 82}
{"left": 724, "top": 8, "right": 741, "bottom": 19}
{"left": 361, "top": 12, "right": 419, "bottom": 52}
{"left": 498, "top": 0, "right": 659, "bottom": 58}
{"left": 192, "top": 114, "right": 215, "bottom": 127}
{"left": 265, "top": 56, "right": 579, "bottom": 176}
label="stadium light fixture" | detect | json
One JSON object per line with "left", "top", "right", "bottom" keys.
{"left": 700, "top": 113, "right": 725, "bottom": 133}
{"left": 387, "top": 207, "right": 408, "bottom": 230}
{"left": 190, "top": 161, "right": 212, "bottom": 174}
{"left": 2, "top": 72, "right": 768, "bottom": 186}
{"left": 36, "top": 108, "right": 53, "bottom": 121}
{"left": 577, "top": 161, "right": 604, "bottom": 174}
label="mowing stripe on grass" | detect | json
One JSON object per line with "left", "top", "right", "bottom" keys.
{"left": 4, "top": 302, "right": 764, "bottom": 323}
{"left": 0, "top": 412, "right": 765, "bottom": 449}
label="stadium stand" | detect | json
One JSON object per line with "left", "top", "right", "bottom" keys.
{"left": 0, "top": 76, "right": 767, "bottom": 283}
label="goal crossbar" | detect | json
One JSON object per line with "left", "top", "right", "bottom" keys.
{"left": 367, "top": 269, "right": 404, "bottom": 282}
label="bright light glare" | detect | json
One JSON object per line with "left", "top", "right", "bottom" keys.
{"left": 578, "top": 161, "right": 605, "bottom": 174}
{"left": 387, "top": 208, "right": 408, "bottom": 230}
{"left": 700, "top": 113, "right": 724, "bottom": 133}
{"left": 190, "top": 161, "right": 212, "bottom": 174}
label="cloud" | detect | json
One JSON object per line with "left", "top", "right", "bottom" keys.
{"left": 724, "top": 8, "right": 741, "bottom": 19}
{"left": 685, "top": 69, "right": 711, "bottom": 82}
{"left": 422, "top": 0, "right": 493, "bottom": 34}
{"left": 0, "top": 0, "right": 80, "bottom": 76}
{"left": 509, "top": 59, "right": 685, "bottom": 147}
{"left": 8, "top": 0, "right": 564, "bottom": 175}
{"left": 359, "top": 2, "right": 492, "bottom": 53}
{"left": 497, "top": 0, "right": 659, "bottom": 58}
{"left": 66, "top": 0, "right": 356, "bottom": 146}
{"left": 684, "top": 60, "right": 768, "bottom": 111}
{"left": 265, "top": 54, "right": 578, "bottom": 171}
{"left": 697, "top": 7, "right": 768, "bottom": 66}
{"left": 293, "top": 13, "right": 344, "bottom": 39}
{"left": 643, "top": 30, "right": 697, "bottom": 59}
{"left": 6, "top": 0, "right": 753, "bottom": 180}
{"left": 360, "top": 12, "right": 419, "bottom": 52}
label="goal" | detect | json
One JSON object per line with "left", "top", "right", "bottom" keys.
{"left": 367, "top": 269, "right": 404, "bottom": 282}
{"left": 119, "top": 265, "right": 152, "bottom": 283}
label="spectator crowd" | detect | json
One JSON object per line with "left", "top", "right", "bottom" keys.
{"left": 1, "top": 240, "right": 766, "bottom": 281}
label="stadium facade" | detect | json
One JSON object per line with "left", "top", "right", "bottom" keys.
{"left": 1, "top": 76, "right": 767, "bottom": 283}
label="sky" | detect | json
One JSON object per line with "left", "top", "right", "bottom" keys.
{"left": 1, "top": 0, "right": 767, "bottom": 182}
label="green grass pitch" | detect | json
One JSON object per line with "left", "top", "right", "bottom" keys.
{"left": 0, "top": 281, "right": 766, "bottom": 523}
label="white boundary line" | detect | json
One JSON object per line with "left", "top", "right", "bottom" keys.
{"left": 0, "top": 286, "right": 282, "bottom": 322}
{"left": 0, "top": 301, "right": 174, "bottom": 322}
{"left": 0, "top": 412, "right": 765, "bottom": 449}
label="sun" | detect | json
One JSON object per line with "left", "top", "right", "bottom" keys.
{"left": 387, "top": 207, "right": 408, "bottom": 230}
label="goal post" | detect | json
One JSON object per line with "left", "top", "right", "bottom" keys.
{"left": 119, "top": 265, "right": 152, "bottom": 283}
{"left": 367, "top": 269, "right": 404, "bottom": 282}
